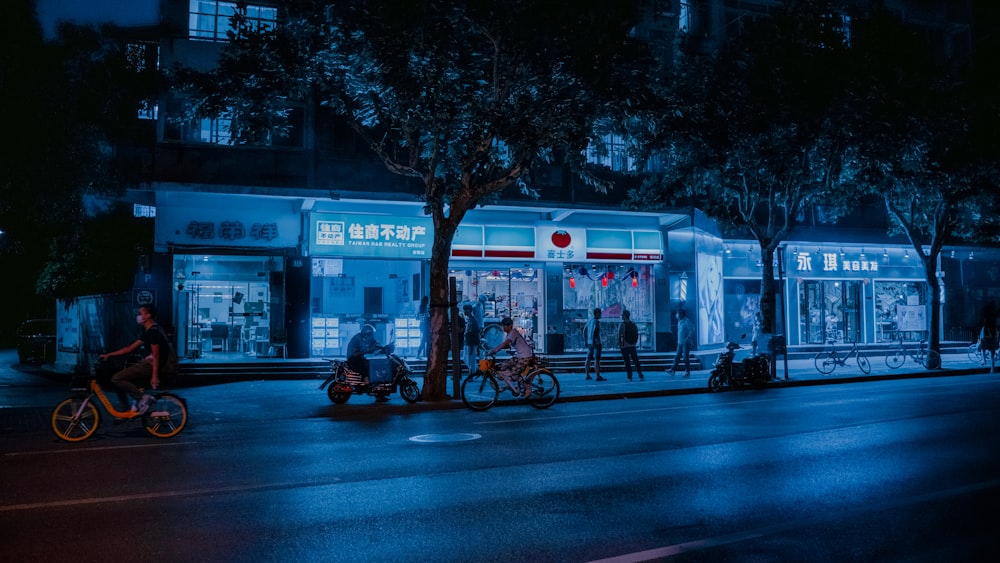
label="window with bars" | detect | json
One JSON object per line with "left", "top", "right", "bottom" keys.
{"left": 189, "top": 0, "right": 277, "bottom": 42}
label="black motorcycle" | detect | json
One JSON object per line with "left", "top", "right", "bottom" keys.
{"left": 707, "top": 336, "right": 770, "bottom": 392}
{"left": 319, "top": 343, "right": 421, "bottom": 404}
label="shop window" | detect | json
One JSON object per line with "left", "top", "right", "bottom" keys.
{"left": 874, "top": 282, "right": 928, "bottom": 343}
{"left": 449, "top": 268, "right": 543, "bottom": 352}
{"left": 312, "top": 258, "right": 424, "bottom": 358}
{"left": 799, "top": 280, "right": 863, "bottom": 345}
{"left": 562, "top": 264, "right": 654, "bottom": 352}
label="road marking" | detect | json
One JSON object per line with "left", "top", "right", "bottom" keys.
{"left": 0, "top": 479, "right": 337, "bottom": 513}
{"left": 585, "top": 479, "right": 1000, "bottom": 562}
{"left": 3, "top": 441, "right": 197, "bottom": 457}
{"left": 409, "top": 433, "right": 481, "bottom": 443}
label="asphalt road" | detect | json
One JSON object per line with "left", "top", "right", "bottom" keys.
{"left": 2, "top": 360, "right": 999, "bottom": 562}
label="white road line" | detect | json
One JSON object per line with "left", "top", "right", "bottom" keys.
{"left": 0, "top": 480, "right": 335, "bottom": 513}
{"left": 586, "top": 479, "right": 1000, "bottom": 562}
{"left": 3, "top": 441, "right": 197, "bottom": 457}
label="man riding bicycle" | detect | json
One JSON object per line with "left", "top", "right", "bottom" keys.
{"left": 99, "top": 304, "right": 171, "bottom": 414}
{"left": 486, "top": 317, "right": 534, "bottom": 397}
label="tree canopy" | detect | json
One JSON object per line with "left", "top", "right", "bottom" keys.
{"left": 177, "top": 0, "right": 645, "bottom": 399}
{"left": 625, "top": 0, "right": 858, "bottom": 334}
{"left": 1, "top": 3, "right": 155, "bottom": 340}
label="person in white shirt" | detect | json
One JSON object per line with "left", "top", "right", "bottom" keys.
{"left": 669, "top": 309, "right": 695, "bottom": 377}
{"left": 487, "top": 317, "right": 534, "bottom": 396}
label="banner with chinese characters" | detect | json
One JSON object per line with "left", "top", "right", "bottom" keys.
{"left": 155, "top": 193, "right": 300, "bottom": 249}
{"left": 309, "top": 213, "right": 432, "bottom": 258}
{"left": 723, "top": 242, "right": 926, "bottom": 280}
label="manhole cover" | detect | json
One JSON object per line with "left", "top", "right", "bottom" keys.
{"left": 408, "top": 433, "right": 482, "bottom": 443}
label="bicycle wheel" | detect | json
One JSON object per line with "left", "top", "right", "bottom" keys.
{"left": 967, "top": 343, "right": 980, "bottom": 362}
{"left": 856, "top": 353, "right": 871, "bottom": 374}
{"left": 919, "top": 350, "right": 941, "bottom": 369}
{"left": 525, "top": 369, "right": 559, "bottom": 409}
{"left": 885, "top": 350, "right": 905, "bottom": 369}
{"left": 461, "top": 372, "right": 498, "bottom": 411}
{"left": 143, "top": 394, "right": 188, "bottom": 438}
{"left": 814, "top": 352, "right": 837, "bottom": 375}
{"left": 51, "top": 397, "right": 100, "bottom": 442}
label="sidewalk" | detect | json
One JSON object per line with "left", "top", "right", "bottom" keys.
{"left": 500, "top": 352, "right": 996, "bottom": 404}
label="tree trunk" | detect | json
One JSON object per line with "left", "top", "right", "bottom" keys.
{"left": 758, "top": 245, "right": 778, "bottom": 336}
{"left": 924, "top": 254, "right": 942, "bottom": 369}
{"left": 421, "top": 218, "right": 459, "bottom": 402}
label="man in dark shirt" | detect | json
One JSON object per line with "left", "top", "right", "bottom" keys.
{"left": 100, "top": 304, "right": 168, "bottom": 414}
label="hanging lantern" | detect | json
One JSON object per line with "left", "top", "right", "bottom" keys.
{"left": 569, "top": 275, "right": 576, "bottom": 288}
{"left": 631, "top": 271, "right": 638, "bottom": 287}
{"left": 601, "top": 275, "right": 608, "bottom": 287}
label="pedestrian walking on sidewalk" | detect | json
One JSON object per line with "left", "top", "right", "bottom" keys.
{"left": 669, "top": 309, "right": 694, "bottom": 377}
{"left": 619, "top": 310, "right": 643, "bottom": 380}
{"left": 585, "top": 308, "right": 606, "bottom": 380}
{"left": 979, "top": 300, "right": 997, "bottom": 366}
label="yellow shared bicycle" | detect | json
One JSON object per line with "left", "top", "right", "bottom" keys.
{"left": 51, "top": 359, "right": 188, "bottom": 442}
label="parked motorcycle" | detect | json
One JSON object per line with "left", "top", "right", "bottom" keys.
{"left": 319, "top": 344, "right": 421, "bottom": 404}
{"left": 707, "top": 335, "right": 770, "bottom": 392}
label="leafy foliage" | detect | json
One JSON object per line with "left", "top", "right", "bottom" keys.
{"left": 176, "top": 0, "right": 644, "bottom": 399}
{"left": 843, "top": 6, "right": 1000, "bottom": 363}
{"left": 625, "top": 0, "right": 860, "bottom": 333}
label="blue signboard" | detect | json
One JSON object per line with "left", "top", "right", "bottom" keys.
{"left": 310, "top": 213, "right": 433, "bottom": 258}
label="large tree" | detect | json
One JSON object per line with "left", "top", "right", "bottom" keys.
{"left": 845, "top": 8, "right": 1000, "bottom": 366}
{"left": 625, "top": 0, "right": 857, "bottom": 336}
{"left": 176, "top": 0, "right": 643, "bottom": 400}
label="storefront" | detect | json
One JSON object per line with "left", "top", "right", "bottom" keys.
{"left": 724, "top": 241, "right": 932, "bottom": 347}
{"left": 788, "top": 246, "right": 930, "bottom": 345}
{"left": 156, "top": 192, "right": 300, "bottom": 360}
{"left": 307, "top": 211, "right": 431, "bottom": 358}
{"left": 448, "top": 223, "right": 663, "bottom": 353}
{"left": 155, "top": 191, "right": 675, "bottom": 360}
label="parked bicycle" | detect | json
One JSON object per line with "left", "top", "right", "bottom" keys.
{"left": 814, "top": 337, "right": 871, "bottom": 375}
{"left": 51, "top": 358, "right": 188, "bottom": 442}
{"left": 461, "top": 354, "right": 559, "bottom": 411}
{"left": 886, "top": 338, "right": 941, "bottom": 369}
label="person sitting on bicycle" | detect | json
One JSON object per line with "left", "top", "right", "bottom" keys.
{"left": 487, "top": 317, "right": 534, "bottom": 397}
{"left": 346, "top": 323, "right": 381, "bottom": 383}
{"left": 99, "top": 304, "right": 166, "bottom": 415}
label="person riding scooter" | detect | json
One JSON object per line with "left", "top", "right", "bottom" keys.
{"left": 346, "top": 324, "right": 381, "bottom": 386}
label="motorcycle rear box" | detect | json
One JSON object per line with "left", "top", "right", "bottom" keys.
{"left": 370, "top": 358, "right": 392, "bottom": 383}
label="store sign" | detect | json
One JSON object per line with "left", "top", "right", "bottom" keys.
{"left": 536, "top": 227, "right": 585, "bottom": 261}
{"left": 795, "top": 252, "right": 879, "bottom": 273}
{"left": 310, "top": 213, "right": 432, "bottom": 258}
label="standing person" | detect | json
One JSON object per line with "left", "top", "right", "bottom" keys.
{"left": 100, "top": 304, "right": 174, "bottom": 414}
{"left": 618, "top": 310, "right": 643, "bottom": 381}
{"left": 463, "top": 303, "right": 481, "bottom": 372}
{"left": 669, "top": 309, "right": 694, "bottom": 377}
{"left": 417, "top": 296, "right": 429, "bottom": 358}
{"left": 585, "top": 308, "right": 606, "bottom": 381}
{"left": 750, "top": 311, "right": 762, "bottom": 356}
{"left": 979, "top": 300, "right": 997, "bottom": 365}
